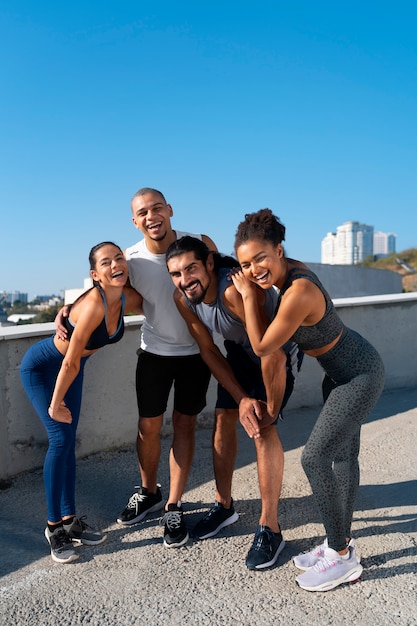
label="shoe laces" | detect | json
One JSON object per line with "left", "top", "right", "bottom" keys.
{"left": 313, "top": 552, "right": 341, "bottom": 573}
{"left": 203, "top": 502, "right": 222, "bottom": 521}
{"left": 160, "top": 510, "right": 183, "bottom": 530}
{"left": 52, "top": 527, "right": 72, "bottom": 548}
{"left": 252, "top": 527, "right": 274, "bottom": 553}
{"left": 127, "top": 490, "right": 147, "bottom": 509}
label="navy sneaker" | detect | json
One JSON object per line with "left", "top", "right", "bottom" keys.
{"left": 117, "top": 485, "right": 163, "bottom": 525}
{"left": 192, "top": 500, "right": 239, "bottom": 539}
{"left": 160, "top": 503, "right": 189, "bottom": 548}
{"left": 245, "top": 525, "right": 285, "bottom": 570}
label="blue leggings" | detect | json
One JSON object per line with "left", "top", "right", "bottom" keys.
{"left": 20, "top": 336, "right": 89, "bottom": 522}
{"left": 301, "top": 328, "right": 385, "bottom": 551}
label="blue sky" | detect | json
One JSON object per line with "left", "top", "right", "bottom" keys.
{"left": 1, "top": 1, "right": 416, "bottom": 299}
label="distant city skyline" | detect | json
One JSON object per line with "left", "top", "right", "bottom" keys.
{"left": 321, "top": 221, "right": 397, "bottom": 265}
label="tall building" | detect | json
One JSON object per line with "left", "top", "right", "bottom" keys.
{"left": 0, "top": 291, "right": 28, "bottom": 305}
{"left": 321, "top": 221, "right": 374, "bottom": 265}
{"left": 373, "top": 231, "right": 396, "bottom": 257}
{"left": 64, "top": 277, "right": 93, "bottom": 305}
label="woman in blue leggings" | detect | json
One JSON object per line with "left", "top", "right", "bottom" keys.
{"left": 232, "top": 209, "right": 385, "bottom": 592}
{"left": 20, "top": 242, "right": 143, "bottom": 564}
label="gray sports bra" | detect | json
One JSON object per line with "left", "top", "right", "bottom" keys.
{"left": 278, "top": 267, "right": 344, "bottom": 351}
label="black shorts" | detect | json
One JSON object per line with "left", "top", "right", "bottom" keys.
{"left": 216, "top": 341, "right": 298, "bottom": 421}
{"left": 135, "top": 350, "right": 211, "bottom": 418}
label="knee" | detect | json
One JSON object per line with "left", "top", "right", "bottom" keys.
{"left": 138, "top": 416, "right": 162, "bottom": 438}
{"left": 302, "top": 438, "right": 335, "bottom": 480}
{"left": 215, "top": 409, "right": 238, "bottom": 434}
{"left": 47, "top": 427, "right": 74, "bottom": 455}
{"left": 255, "top": 424, "right": 279, "bottom": 446}
{"left": 172, "top": 410, "right": 196, "bottom": 434}
{"left": 301, "top": 445, "right": 323, "bottom": 477}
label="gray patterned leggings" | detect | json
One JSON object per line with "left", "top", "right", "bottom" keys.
{"left": 301, "top": 328, "right": 385, "bottom": 552}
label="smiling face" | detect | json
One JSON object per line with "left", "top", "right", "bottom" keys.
{"left": 90, "top": 244, "right": 128, "bottom": 288}
{"left": 131, "top": 191, "right": 174, "bottom": 246}
{"left": 167, "top": 251, "right": 213, "bottom": 304}
{"left": 236, "top": 239, "right": 285, "bottom": 289}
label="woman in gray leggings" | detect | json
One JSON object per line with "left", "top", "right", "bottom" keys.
{"left": 232, "top": 208, "right": 385, "bottom": 592}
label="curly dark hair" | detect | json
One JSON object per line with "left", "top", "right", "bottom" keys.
{"left": 234, "top": 208, "right": 286, "bottom": 252}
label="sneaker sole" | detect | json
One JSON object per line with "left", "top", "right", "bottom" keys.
{"left": 45, "top": 528, "right": 79, "bottom": 564}
{"left": 50, "top": 551, "right": 79, "bottom": 564}
{"left": 196, "top": 511, "right": 239, "bottom": 539}
{"left": 116, "top": 500, "right": 164, "bottom": 525}
{"left": 247, "top": 538, "right": 286, "bottom": 570}
{"left": 163, "top": 531, "right": 189, "bottom": 548}
{"left": 296, "top": 563, "right": 363, "bottom": 592}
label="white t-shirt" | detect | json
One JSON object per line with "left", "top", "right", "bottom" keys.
{"left": 125, "top": 231, "right": 202, "bottom": 356}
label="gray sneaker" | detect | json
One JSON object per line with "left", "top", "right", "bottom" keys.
{"left": 63, "top": 516, "right": 107, "bottom": 545}
{"left": 44, "top": 527, "right": 79, "bottom": 564}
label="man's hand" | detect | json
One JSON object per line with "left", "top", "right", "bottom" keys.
{"left": 239, "top": 398, "right": 277, "bottom": 438}
{"left": 257, "top": 400, "right": 279, "bottom": 428}
{"left": 55, "top": 305, "right": 70, "bottom": 341}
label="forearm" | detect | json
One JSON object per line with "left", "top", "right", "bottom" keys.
{"left": 239, "top": 294, "right": 266, "bottom": 354}
{"left": 261, "top": 351, "right": 287, "bottom": 419}
{"left": 201, "top": 345, "right": 247, "bottom": 404}
{"left": 49, "top": 361, "right": 80, "bottom": 413}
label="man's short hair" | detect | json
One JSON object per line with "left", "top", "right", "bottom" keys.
{"left": 131, "top": 187, "right": 167, "bottom": 204}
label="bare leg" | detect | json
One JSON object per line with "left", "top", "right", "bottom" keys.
{"left": 212, "top": 408, "right": 239, "bottom": 508}
{"left": 137, "top": 414, "right": 163, "bottom": 493}
{"left": 254, "top": 424, "right": 283, "bottom": 533}
{"left": 166, "top": 410, "right": 197, "bottom": 507}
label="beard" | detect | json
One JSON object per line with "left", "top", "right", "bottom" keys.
{"left": 181, "top": 281, "right": 208, "bottom": 305}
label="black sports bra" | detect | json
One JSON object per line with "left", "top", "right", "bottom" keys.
{"left": 63, "top": 287, "right": 125, "bottom": 350}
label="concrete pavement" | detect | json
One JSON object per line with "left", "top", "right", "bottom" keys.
{"left": 1, "top": 387, "right": 416, "bottom": 625}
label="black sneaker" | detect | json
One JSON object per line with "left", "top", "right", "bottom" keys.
{"left": 245, "top": 525, "right": 285, "bottom": 570}
{"left": 160, "top": 503, "right": 189, "bottom": 548}
{"left": 44, "top": 527, "right": 79, "bottom": 564}
{"left": 63, "top": 516, "right": 107, "bottom": 545}
{"left": 192, "top": 500, "right": 239, "bottom": 539}
{"left": 117, "top": 485, "right": 163, "bottom": 525}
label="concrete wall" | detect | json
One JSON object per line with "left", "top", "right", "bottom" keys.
{"left": 307, "top": 263, "right": 403, "bottom": 298}
{"left": 1, "top": 292, "right": 417, "bottom": 481}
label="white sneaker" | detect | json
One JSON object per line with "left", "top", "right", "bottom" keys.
{"left": 293, "top": 538, "right": 328, "bottom": 570}
{"left": 294, "top": 538, "right": 359, "bottom": 570}
{"left": 296, "top": 545, "right": 363, "bottom": 592}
